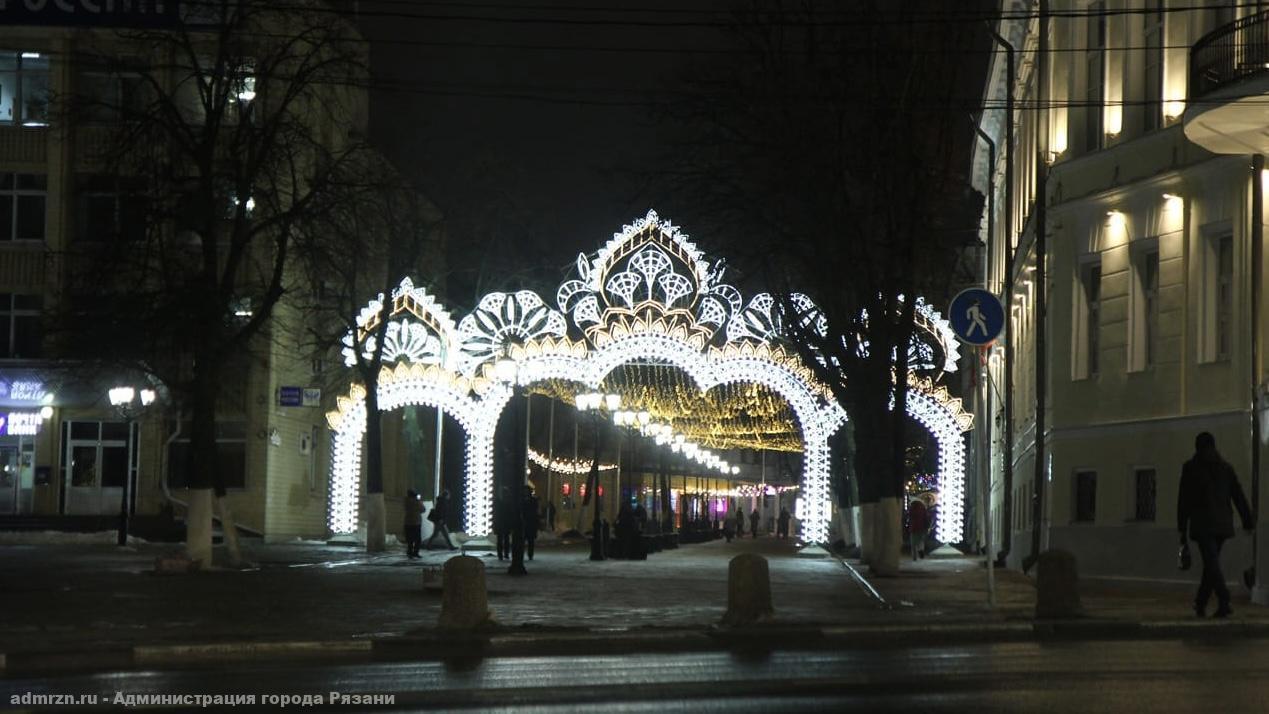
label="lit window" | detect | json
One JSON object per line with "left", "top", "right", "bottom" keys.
{"left": 0, "top": 51, "right": 49, "bottom": 126}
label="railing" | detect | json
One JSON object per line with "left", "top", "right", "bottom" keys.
{"left": 1191, "top": 11, "right": 1269, "bottom": 99}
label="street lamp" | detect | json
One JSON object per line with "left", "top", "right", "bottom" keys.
{"left": 578, "top": 388, "right": 620, "bottom": 560}
{"left": 108, "top": 385, "right": 156, "bottom": 547}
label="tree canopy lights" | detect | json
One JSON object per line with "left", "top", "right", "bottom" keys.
{"left": 325, "top": 210, "right": 973, "bottom": 545}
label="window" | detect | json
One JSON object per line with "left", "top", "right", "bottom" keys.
{"left": 1142, "top": 2, "right": 1164, "bottom": 132}
{"left": 167, "top": 421, "right": 247, "bottom": 489}
{"left": 0, "top": 52, "right": 49, "bottom": 126}
{"left": 75, "top": 65, "right": 150, "bottom": 123}
{"left": 1075, "top": 262, "right": 1101, "bottom": 378}
{"left": 1216, "top": 235, "right": 1233, "bottom": 360}
{"left": 75, "top": 175, "right": 148, "bottom": 242}
{"left": 0, "top": 294, "right": 41, "bottom": 358}
{"left": 0, "top": 173, "right": 46, "bottom": 242}
{"left": 1085, "top": 2, "right": 1106, "bottom": 150}
{"left": 1133, "top": 468, "right": 1156, "bottom": 521}
{"left": 1132, "top": 249, "right": 1160, "bottom": 371}
{"left": 1074, "top": 470, "right": 1097, "bottom": 522}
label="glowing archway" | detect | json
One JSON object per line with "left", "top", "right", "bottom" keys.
{"left": 324, "top": 210, "right": 973, "bottom": 545}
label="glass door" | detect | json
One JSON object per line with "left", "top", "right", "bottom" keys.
{"left": 64, "top": 421, "right": 133, "bottom": 516}
{"left": 0, "top": 444, "right": 17, "bottom": 513}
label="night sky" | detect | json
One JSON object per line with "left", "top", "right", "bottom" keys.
{"left": 357, "top": 1, "right": 991, "bottom": 305}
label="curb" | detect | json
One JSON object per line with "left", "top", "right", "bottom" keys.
{"left": 7, "top": 620, "right": 1269, "bottom": 675}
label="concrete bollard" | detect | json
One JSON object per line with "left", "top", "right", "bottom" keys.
{"left": 720, "top": 553, "right": 775, "bottom": 626}
{"left": 1035, "top": 549, "right": 1082, "bottom": 619}
{"left": 437, "top": 555, "right": 493, "bottom": 629}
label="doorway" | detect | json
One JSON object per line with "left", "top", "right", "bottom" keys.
{"left": 63, "top": 420, "right": 135, "bottom": 516}
{"left": 0, "top": 437, "right": 34, "bottom": 514}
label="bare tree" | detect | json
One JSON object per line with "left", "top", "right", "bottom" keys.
{"left": 663, "top": 0, "right": 982, "bottom": 572}
{"left": 56, "top": 1, "right": 371, "bottom": 566}
{"left": 296, "top": 159, "right": 443, "bottom": 553}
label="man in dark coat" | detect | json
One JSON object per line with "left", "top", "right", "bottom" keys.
{"left": 1177, "top": 432, "right": 1254, "bottom": 618}
{"left": 522, "top": 486, "right": 541, "bottom": 561}
{"left": 494, "top": 486, "right": 513, "bottom": 561}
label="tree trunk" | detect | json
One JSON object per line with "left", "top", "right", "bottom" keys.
{"left": 217, "top": 496, "right": 242, "bottom": 567}
{"left": 364, "top": 381, "right": 386, "bottom": 552}
{"left": 185, "top": 363, "right": 219, "bottom": 567}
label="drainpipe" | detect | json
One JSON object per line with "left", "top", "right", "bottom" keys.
{"left": 972, "top": 119, "right": 996, "bottom": 603}
{"left": 988, "top": 23, "right": 1015, "bottom": 565}
{"left": 1029, "top": 0, "right": 1050, "bottom": 569}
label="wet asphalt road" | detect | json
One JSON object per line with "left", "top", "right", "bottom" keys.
{"left": 3, "top": 637, "right": 1268, "bottom": 712}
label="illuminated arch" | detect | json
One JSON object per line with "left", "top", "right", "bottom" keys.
{"left": 324, "top": 210, "right": 973, "bottom": 546}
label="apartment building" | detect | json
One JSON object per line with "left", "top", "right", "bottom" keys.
{"left": 973, "top": 0, "right": 1268, "bottom": 591}
{"left": 0, "top": 2, "right": 423, "bottom": 543}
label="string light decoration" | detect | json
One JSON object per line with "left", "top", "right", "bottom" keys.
{"left": 324, "top": 210, "right": 974, "bottom": 547}
{"left": 527, "top": 448, "right": 617, "bottom": 474}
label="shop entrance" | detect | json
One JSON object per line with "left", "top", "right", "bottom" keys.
{"left": 63, "top": 420, "right": 135, "bottom": 516}
{"left": 0, "top": 437, "right": 34, "bottom": 514}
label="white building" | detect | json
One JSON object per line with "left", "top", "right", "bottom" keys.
{"left": 973, "top": 0, "right": 1268, "bottom": 592}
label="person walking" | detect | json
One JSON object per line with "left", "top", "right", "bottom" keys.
{"left": 1178, "top": 432, "right": 1254, "bottom": 618}
{"left": 403, "top": 490, "right": 423, "bottom": 559}
{"left": 544, "top": 499, "right": 557, "bottom": 532}
{"left": 733, "top": 508, "right": 746, "bottom": 538}
{"left": 425, "top": 488, "right": 458, "bottom": 550}
{"left": 907, "top": 499, "right": 930, "bottom": 560}
{"left": 749, "top": 508, "right": 760, "bottom": 538}
{"left": 494, "top": 486, "right": 513, "bottom": 561}
{"left": 522, "top": 485, "right": 541, "bottom": 561}
{"left": 777, "top": 507, "right": 791, "bottom": 539}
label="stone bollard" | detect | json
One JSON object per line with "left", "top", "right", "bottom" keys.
{"left": 438, "top": 555, "right": 493, "bottom": 629}
{"left": 720, "top": 553, "right": 774, "bottom": 626}
{"left": 1035, "top": 549, "right": 1082, "bottom": 619}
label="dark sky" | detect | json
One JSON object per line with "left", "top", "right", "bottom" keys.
{"left": 356, "top": 1, "right": 992, "bottom": 304}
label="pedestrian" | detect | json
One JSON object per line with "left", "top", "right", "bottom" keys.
{"left": 749, "top": 508, "right": 759, "bottom": 538}
{"left": 494, "top": 486, "right": 513, "bottom": 561}
{"left": 1178, "top": 432, "right": 1254, "bottom": 618}
{"left": 523, "top": 485, "right": 541, "bottom": 561}
{"left": 777, "top": 507, "right": 791, "bottom": 539}
{"left": 723, "top": 513, "right": 735, "bottom": 542}
{"left": 907, "top": 499, "right": 930, "bottom": 560}
{"left": 544, "top": 499, "right": 557, "bottom": 532}
{"left": 734, "top": 508, "right": 746, "bottom": 538}
{"left": 403, "top": 489, "right": 423, "bottom": 559}
{"left": 616, "top": 502, "right": 637, "bottom": 558}
{"left": 425, "top": 488, "right": 458, "bottom": 550}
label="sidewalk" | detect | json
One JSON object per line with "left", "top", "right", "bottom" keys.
{"left": 2, "top": 536, "right": 1267, "bottom": 674}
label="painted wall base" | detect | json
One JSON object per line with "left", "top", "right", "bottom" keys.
{"left": 186, "top": 488, "right": 213, "bottom": 567}
{"left": 364, "top": 493, "right": 386, "bottom": 552}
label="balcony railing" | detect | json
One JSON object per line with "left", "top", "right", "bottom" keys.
{"left": 1191, "top": 11, "right": 1269, "bottom": 99}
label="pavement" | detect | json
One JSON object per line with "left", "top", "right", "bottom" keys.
{"left": 2, "top": 533, "right": 1268, "bottom": 675}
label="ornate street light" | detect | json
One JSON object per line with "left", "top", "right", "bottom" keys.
{"left": 577, "top": 389, "right": 620, "bottom": 560}
{"left": 108, "top": 385, "right": 156, "bottom": 547}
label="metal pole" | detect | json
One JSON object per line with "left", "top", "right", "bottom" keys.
{"left": 432, "top": 406, "right": 443, "bottom": 500}
{"left": 1029, "top": 0, "right": 1050, "bottom": 567}
{"left": 118, "top": 417, "right": 132, "bottom": 547}
{"left": 1252, "top": 153, "right": 1264, "bottom": 602}
{"left": 509, "top": 388, "right": 528, "bottom": 576}
{"left": 547, "top": 399, "right": 555, "bottom": 531}
{"left": 988, "top": 23, "right": 1016, "bottom": 566}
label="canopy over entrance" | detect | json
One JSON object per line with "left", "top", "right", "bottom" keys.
{"left": 325, "top": 210, "right": 972, "bottom": 544}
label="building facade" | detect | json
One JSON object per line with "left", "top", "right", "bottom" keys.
{"left": 974, "top": 0, "right": 1269, "bottom": 591}
{"left": 0, "top": 4, "right": 424, "bottom": 544}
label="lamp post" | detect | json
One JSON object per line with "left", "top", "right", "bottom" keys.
{"left": 494, "top": 351, "right": 529, "bottom": 576}
{"left": 577, "top": 389, "right": 620, "bottom": 560}
{"left": 108, "top": 385, "right": 156, "bottom": 547}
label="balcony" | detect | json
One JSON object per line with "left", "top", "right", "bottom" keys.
{"left": 1185, "top": 12, "right": 1269, "bottom": 155}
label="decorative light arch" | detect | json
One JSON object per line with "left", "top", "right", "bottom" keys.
{"left": 325, "top": 210, "right": 973, "bottom": 545}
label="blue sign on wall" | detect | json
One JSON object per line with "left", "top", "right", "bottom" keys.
{"left": 947, "top": 288, "right": 1005, "bottom": 346}
{"left": 277, "top": 386, "right": 303, "bottom": 408}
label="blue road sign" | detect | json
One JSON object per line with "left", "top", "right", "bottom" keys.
{"left": 948, "top": 288, "right": 1005, "bottom": 345}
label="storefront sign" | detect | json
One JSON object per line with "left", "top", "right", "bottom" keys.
{"left": 8, "top": 380, "right": 45, "bottom": 403}
{"left": 0, "top": 411, "right": 42, "bottom": 436}
{"left": 278, "top": 386, "right": 302, "bottom": 407}
{"left": 0, "top": 1, "right": 181, "bottom": 29}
